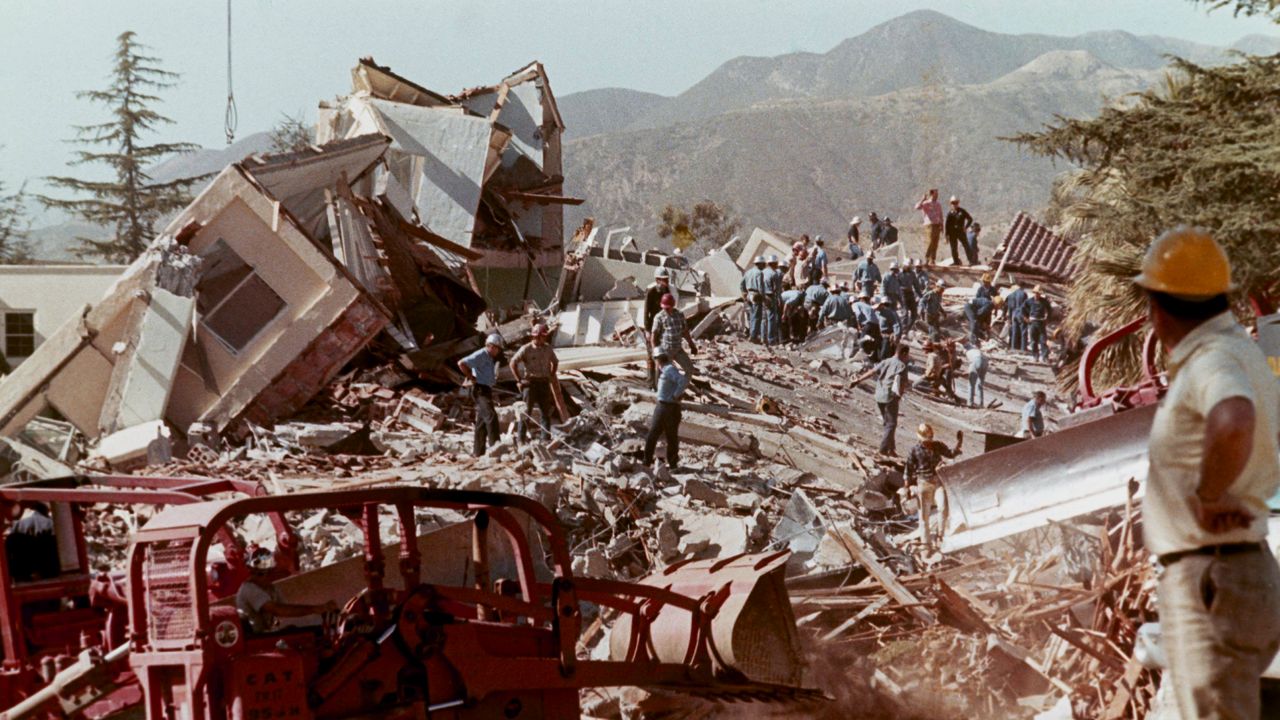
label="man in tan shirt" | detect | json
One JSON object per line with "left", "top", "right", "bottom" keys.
{"left": 1136, "top": 227, "right": 1280, "bottom": 719}
{"left": 510, "top": 323, "right": 560, "bottom": 443}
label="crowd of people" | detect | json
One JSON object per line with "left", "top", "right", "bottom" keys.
{"left": 455, "top": 192, "right": 1061, "bottom": 555}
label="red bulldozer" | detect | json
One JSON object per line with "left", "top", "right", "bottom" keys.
{"left": 4, "top": 484, "right": 816, "bottom": 720}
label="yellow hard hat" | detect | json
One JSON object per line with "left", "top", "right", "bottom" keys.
{"left": 1133, "top": 226, "right": 1234, "bottom": 299}
{"left": 916, "top": 423, "right": 934, "bottom": 440}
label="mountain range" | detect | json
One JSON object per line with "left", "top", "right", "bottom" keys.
{"left": 25, "top": 10, "right": 1280, "bottom": 262}
{"left": 558, "top": 10, "right": 1280, "bottom": 250}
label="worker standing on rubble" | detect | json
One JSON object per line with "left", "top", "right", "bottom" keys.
{"left": 1005, "top": 283, "right": 1028, "bottom": 351}
{"left": 881, "top": 217, "right": 900, "bottom": 249}
{"left": 510, "top": 323, "right": 560, "bottom": 443}
{"left": 855, "top": 252, "right": 881, "bottom": 296}
{"left": 644, "top": 268, "right": 676, "bottom": 340}
{"left": 919, "top": 280, "right": 945, "bottom": 342}
{"left": 764, "top": 255, "right": 783, "bottom": 346}
{"left": 916, "top": 189, "right": 944, "bottom": 265}
{"left": 1024, "top": 286, "right": 1052, "bottom": 362}
{"left": 900, "top": 259, "right": 919, "bottom": 331}
{"left": 812, "top": 236, "right": 829, "bottom": 283}
{"left": 237, "top": 547, "right": 337, "bottom": 634}
{"left": 741, "top": 256, "right": 768, "bottom": 343}
{"left": 903, "top": 424, "right": 963, "bottom": 552}
{"left": 965, "top": 342, "right": 988, "bottom": 408}
{"left": 643, "top": 268, "right": 675, "bottom": 388}
{"left": 876, "top": 298, "right": 903, "bottom": 375}
{"left": 882, "top": 261, "right": 904, "bottom": 314}
{"left": 847, "top": 216, "right": 863, "bottom": 260}
{"left": 458, "top": 334, "right": 505, "bottom": 456}
{"left": 944, "top": 196, "right": 973, "bottom": 267}
{"left": 964, "top": 292, "right": 994, "bottom": 345}
{"left": 868, "top": 212, "right": 884, "bottom": 249}
{"left": 874, "top": 345, "right": 911, "bottom": 457}
{"left": 1134, "top": 227, "right": 1280, "bottom": 720}
{"left": 965, "top": 222, "right": 983, "bottom": 266}
{"left": 642, "top": 350, "right": 689, "bottom": 471}
{"left": 651, "top": 293, "right": 698, "bottom": 377}
{"left": 787, "top": 242, "right": 806, "bottom": 289}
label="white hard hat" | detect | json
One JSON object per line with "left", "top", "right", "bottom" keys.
{"left": 247, "top": 547, "right": 276, "bottom": 572}
{"left": 815, "top": 235, "right": 824, "bottom": 244}
{"left": 485, "top": 333, "right": 504, "bottom": 348}
{"left": 767, "top": 254, "right": 779, "bottom": 264}
{"left": 851, "top": 216, "right": 860, "bottom": 224}
{"left": 949, "top": 195, "right": 958, "bottom": 203}
{"left": 654, "top": 267, "right": 670, "bottom": 279}
{"left": 754, "top": 255, "right": 766, "bottom": 265}
{"left": 890, "top": 261, "right": 899, "bottom": 270}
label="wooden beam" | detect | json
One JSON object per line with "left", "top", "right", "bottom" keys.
{"left": 831, "top": 526, "right": 936, "bottom": 626}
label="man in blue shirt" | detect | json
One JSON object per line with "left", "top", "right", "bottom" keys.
{"left": 855, "top": 253, "right": 881, "bottom": 297}
{"left": 819, "top": 284, "right": 853, "bottom": 327}
{"left": 811, "top": 236, "right": 829, "bottom": 283}
{"left": 1019, "top": 391, "right": 1047, "bottom": 438}
{"left": 643, "top": 351, "right": 690, "bottom": 470}
{"left": 1023, "top": 286, "right": 1052, "bottom": 362}
{"left": 740, "top": 256, "right": 768, "bottom": 343}
{"left": 457, "top": 334, "right": 505, "bottom": 456}
{"left": 763, "top": 255, "right": 783, "bottom": 346}
{"left": 1004, "top": 283, "right": 1028, "bottom": 351}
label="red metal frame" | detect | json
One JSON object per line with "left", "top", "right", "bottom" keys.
{"left": 0, "top": 474, "right": 290, "bottom": 716}
{"left": 1075, "top": 316, "right": 1164, "bottom": 411}
{"left": 126, "top": 487, "right": 814, "bottom": 720}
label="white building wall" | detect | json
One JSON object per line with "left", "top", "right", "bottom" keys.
{"left": 0, "top": 265, "right": 127, "bottom": 365}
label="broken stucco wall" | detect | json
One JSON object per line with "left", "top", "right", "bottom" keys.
{"left": 0, "top": 141, "right": 395, "bottom": 448}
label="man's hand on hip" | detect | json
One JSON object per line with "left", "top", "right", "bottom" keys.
{"left": 1190, "top": 493, "right": 1255, "bottom": 534}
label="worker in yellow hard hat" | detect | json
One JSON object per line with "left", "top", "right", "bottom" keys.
{"left": 1135, "top": 226, "right": 1280, "bottom": 718}
{"left": 902, "top": 422, "right": 963, "bottom": 554}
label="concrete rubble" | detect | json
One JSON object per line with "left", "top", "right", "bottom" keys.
{"left": 0, "top": 56, "right": 1168, "bottom": 718}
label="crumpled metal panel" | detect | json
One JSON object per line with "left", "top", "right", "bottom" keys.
{"left": 939, "top": 404, "right": 1155, "bottom": 552}
{"left": 995, "top": 212, "right": 1077, "bottom": 282}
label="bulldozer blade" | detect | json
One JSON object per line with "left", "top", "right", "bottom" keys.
{"left": 939, "top": 404, "right": 1155, "bottom": 553}
{"left": 608, "top": 551, "right": 805, "bottom": 689}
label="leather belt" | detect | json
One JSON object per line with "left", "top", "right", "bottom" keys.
{"left": 1157, "top": 542, "right": 1263, "bottom": 567}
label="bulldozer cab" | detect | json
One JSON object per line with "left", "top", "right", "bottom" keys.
{"left": 127, "top": 487, "right": 814, "bottom": 720}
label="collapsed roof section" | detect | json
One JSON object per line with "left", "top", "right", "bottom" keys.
{"left": 318, "top": 59, "right": 577, "bottom": 275}
{"left": 993, "top": 212, "right": 1077, "bottom": 282}
{"left": 0, "top": 136, "right": 490, "bottom": 465}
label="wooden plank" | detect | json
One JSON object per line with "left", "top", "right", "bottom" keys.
{"left": 821, "top": 595, "right": 891, "bottom": 641}
{"left": 832, "top": 526, "right": 936, "bottom": 626}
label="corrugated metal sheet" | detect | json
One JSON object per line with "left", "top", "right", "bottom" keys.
{"left": 995, "top": 212, "right": 1077, "bottom": 281}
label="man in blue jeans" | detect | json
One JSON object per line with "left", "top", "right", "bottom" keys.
{"left": 643, "top": 351, "right": 689, "bottom": 470}
{"left": 457, "top": 334, "right": 504, "bottom": 456}
{"left": 965, "top": 342, "right": 988, "bottom": 408}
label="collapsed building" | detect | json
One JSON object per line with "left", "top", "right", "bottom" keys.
{"left": 318, "top": 58, "right": 574, "bottom": 310}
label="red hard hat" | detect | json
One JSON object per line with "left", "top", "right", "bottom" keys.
{"left": 660, "top": 293, "right": 676, "bottom": 308}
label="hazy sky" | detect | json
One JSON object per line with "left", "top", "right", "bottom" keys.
{"left": 3, "top": 0, "right": 1278, "bottom": 223}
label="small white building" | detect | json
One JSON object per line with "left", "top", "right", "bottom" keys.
{"left": 0, "top": 265, "right": 127, "bottom": 367}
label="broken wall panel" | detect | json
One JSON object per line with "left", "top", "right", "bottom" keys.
{"left": 365, "top": 99, "right": 502, "bottom": 249}
{"left": 939, "top": 403, "right": 1155, "bottom": 552}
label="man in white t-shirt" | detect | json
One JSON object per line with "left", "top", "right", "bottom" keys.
{"left": 236, "top": 547, "right": 336, "bottom": 633}
{"left": 1135, "top": 227, "right": 1280, "bottom": 719}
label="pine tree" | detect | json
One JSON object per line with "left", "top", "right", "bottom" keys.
{"left": 38, "top": 31, "right": 206, "bottom": 263}
{"left": 0, "top": 177, "right": 32, "bottom": 264}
